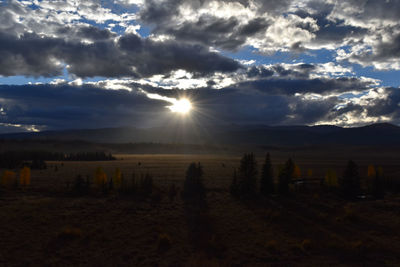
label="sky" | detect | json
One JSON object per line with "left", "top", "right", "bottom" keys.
{"left": 1, "top": 0, "right": 400, "bottom": 133}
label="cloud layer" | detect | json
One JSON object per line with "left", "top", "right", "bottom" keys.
{"left": 0, "top": 0, "right": 400, "bottom": 132}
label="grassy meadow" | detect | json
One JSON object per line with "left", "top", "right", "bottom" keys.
{"left": 0, "top": 150, "right": 399, "bottom": 266}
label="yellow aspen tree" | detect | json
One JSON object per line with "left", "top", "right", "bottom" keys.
{"left": 330, "top": 170, "right": 338, "bottom": 187}
{"left": 377, "top": 166, "right": 383, "bottom": 177}
{"left": 95, "top": 167, "right": 107, "bottom": 188}
{"left": 325, "top": 169, "right": 338, "bottom": 187}
{"left": 1, "top": 170, "right": 17, "bottom": 188}
{"left": 293, "top": 164, "right": 301, "bottom": 179}
{"left": 113, "top": 168, "right": 122, "bottom": 189}
{"left": 366, "top": 165, "right": 376, "bottom": 192}
{"left": 367, "top": 165, "right": 376, "bottom": 178}
{"left": 307, "top": 168, "right": 313, "bottom": 178}
{"left": 19, "top": 166, "right": 31, "bottom": 186}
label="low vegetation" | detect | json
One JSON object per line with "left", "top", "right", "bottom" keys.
{"left": 0, "top": 152, "right": 399, "bottom": 266}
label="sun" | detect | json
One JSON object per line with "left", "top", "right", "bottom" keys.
{"left": 169, "top": 98, "right": 192, "bottom": 114}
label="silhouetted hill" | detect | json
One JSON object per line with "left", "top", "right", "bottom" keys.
{"left": 1, "top": 123, "right": 400, "bottom": 146}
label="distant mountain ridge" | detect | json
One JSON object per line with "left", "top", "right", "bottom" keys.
{"left": 1, "top": 123, "right": 399, "bottom": 146}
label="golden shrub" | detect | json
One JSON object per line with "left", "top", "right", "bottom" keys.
{"left": 325, "top": 169, "right": 338, "bottom": 187}
{"left": 113, "top": 168, "right": 122, "bottom": 189}
{"left": 157, "top": 233, "right": 172, "bottom": 252}
{"left": 377, "top": 166, "right": 383, "bottom": 177}
{"left": 307, "top": 168, "right": 313, "bottom": 178}
{"left": 58, "top": 226, "right": 82, "bottom": 240}
{"left": 301, "top": 239, "right": 312, "bottom": 251}
{"left": 94, "top": 167, "right": 107, "bottom": 187}
{"left": 367, "top": 165, "right": 376, "bottom": 178}
{"left": 266, "top": 240, "right": 278, "bottom": 251}
{"left": 1, "top": 170, "right": 17, "bottom": 187}
{"left": 19, "top": 166, "right": 31, "bottom": 186}
{"left": 293, "top": 164, "right": 301, "bottom": 179}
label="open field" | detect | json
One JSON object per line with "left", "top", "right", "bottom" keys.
{"left": 0, "top": 152, "right": 400, "bottom": 266}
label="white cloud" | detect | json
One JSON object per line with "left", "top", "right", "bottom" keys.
{"left": 240, "top": 59, "right": 256, "bottom": 65}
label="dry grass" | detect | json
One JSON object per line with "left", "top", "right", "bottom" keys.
{"left": 0, "top": 153, "right": 399, "bottom": 266}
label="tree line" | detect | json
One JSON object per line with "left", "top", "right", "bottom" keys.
{"left": 0, "top": 150, "right": 115, "bottom": 169}
{"left": 230, "top": 153, "right": 387, "bottom": 200}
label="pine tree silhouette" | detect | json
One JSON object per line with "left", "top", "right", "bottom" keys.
{"left": 237, "top": 153, "right": 257, "bottom": 198}
{"left": 371, "top": 167, "right": 385, "bottom": 199}
{"left": 278, "top": 158, "right": 295, "bottom": 195}
{"left": 182, "top": 162, "right": 205, "bottom": 204}
{"left": 260, "top": 153, "right": 274, "bottom": 196}
{"left": 230, "top": 169, "right": 239, "bottom": 197}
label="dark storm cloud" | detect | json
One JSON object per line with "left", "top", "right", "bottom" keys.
{"left": 374, "top": 33, "right": 400, "bottom": 58}
{"left": 162, "top": 16, "right": 241, "bottom": 50}
{"left": 294, "top": 7, "right": 368, "bottom": 46}
{"left": 118, "top": 34, "right": 242, "bottom": 76}
{"left": 0, "top": 32, "right": 65, "bottom": 77}
{"left": 155, "top": 15, "right": 269, "bottom": 50}
{"left": 340, "top": 0, "right": 400, "bottom": 21}
{"left": 57, "top": 25, "right": 116, "bottom": 41}
{"left": 0, "top": 31, "right": 242, "bottom": 78}
{"left": 137, "top": 0, "right": 400, "bottom": 68}
{"left": 0, "top": 84, "right": 168, "bottom": 130}
{"left": 209, "top": 91, "right": 338, "bottom": 125}
{"left": 232, "top": 77, "right": 373, "bottom": 95}
{"left": 245, "top": 64, "right": 318, "bottom": 80}
{"left": 136, "top": 0, "right": 368, "bottom": 53}
{"left": 365, "top": 88, "right": 400, "bottom": 119}
{"left": 1, "top": 83, "right": 399, "bottom": 132}
{"left": 139, "top": 0, "right": 292, "bottom": 21}
{"left": 139, "top": 0, "right": 273, "bottom": 51}
{"left": 212, "top": 63, "right": 371, "bottom": 96}
{"left": 348, "top": 33, "right": 400, "bottom": 66}
{"left": 246, "top": 65, "right": 274, "bottom": 78}
{"left": 135, "top": 85, "right": 340, "bottom": 125}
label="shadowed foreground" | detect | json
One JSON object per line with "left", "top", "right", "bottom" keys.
{"left": 0, "top": 154, "right": 399, "bottom": 266}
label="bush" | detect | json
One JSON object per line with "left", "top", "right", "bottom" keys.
{"left": 300, "top": 239, "right": 312, "bottom": 252}
{"left": 57, "top": 226, "right": 82, "bottom": 240}
{"left": 1, "top": 170, "right": 17, "bottom": 188}
{"left": 138, "top": 173, "right": 153, "bottom": 198}
{"left": 339, "top": 160, "right": 361, "bottom": 199}
{"left": 230, "top": 169, "right": 239, "bottom": 197}
{"left": 367, "top": 165, "right": 385, "bottom": 199}
{"left": 31, "top": 158, "right": 46, "bottom": 170}
{"left": 71, "top": 175, "right": 90, "bottom": 196}
{"left": 168, "top": 183, "right": 178, "bottom": 202}
{"left": 157, "top": 233, "right": 172, "bottom": 252}
{"left": 266, "top": 240, "right": 278, "bottom": 251}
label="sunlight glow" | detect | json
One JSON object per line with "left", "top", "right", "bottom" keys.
{"left": 168, "top": 98, "right": 192, "bottom": 114}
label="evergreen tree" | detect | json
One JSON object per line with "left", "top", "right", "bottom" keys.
{"left": 138, "top": 173, "right": 153, "bottom": 198}
{"left": 371, "top": 166, "right": 385, "bottom": 199}
{"left": 182, "top": 162, "right": 205, "bottom": 203}
{"left": 230, "top": 169, "right": 239, "bottom": 197}
{"left": 237, "top": 153, "right": 258, "bottom": 198}
{"left": 278, "top": 158, "right": 295, "bottom": 195}
{"left": 260, "top": 153, "right": 274, "bottom": 196}
{"left": 339, "top": 160, "right": 361, "bottom": 199}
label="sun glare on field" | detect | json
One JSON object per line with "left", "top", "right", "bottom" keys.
{"left": 169, "top": 98, "right": 192, "bottom": 114}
